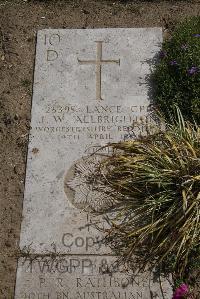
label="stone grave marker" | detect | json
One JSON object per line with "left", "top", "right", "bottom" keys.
{"left": 14, "top": 28, "right": 173, "bottom": 299}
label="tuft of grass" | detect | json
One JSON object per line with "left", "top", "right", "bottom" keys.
{"left": 153, "top": 17, "right": 200, "bottom": 124}
{"left": 21, "top": 79, "right": 31, "bottom": 88}
{"left": 90, "top": 109, "right": 200, "bottom": 279}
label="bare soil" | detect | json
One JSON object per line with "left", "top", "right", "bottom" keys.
{"left": 0, "top": 1, "right": 200, "bottom": 298}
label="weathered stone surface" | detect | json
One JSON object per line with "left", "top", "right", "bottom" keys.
{"left": 20, "top": 28, "right": 162, "bottom": 254}
{"left": 15, "top": 28, "right": 173, "bottom": 298}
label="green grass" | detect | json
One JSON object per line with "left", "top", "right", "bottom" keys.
{"left": 153, "top": 17, "right": 200, "bottom": 125}
{"left": 21, "top": 79, "right": 31, "bottom": 88}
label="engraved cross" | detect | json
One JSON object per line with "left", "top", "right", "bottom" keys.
{"left": 78, "top": 41, "right": 120, "bottom": 100}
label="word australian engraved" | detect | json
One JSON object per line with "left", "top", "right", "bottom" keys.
{"left": 78, "top": 41, "right": 120, "bottom": 101}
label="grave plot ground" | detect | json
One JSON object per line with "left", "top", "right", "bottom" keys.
{"left": 0, "top": 1, "right": 200, "bottom": 298}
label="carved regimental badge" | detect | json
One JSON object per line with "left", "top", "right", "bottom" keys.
{"left": 64, "top": 155, "right": 113, "bottom": 212}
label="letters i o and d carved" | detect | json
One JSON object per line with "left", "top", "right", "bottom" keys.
{"left": 46, "top": 33, "right": 61, "bottom": 62}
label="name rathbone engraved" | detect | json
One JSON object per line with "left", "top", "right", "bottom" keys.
{"left": 78, "top": 41, "right": 120, "bottom": 101}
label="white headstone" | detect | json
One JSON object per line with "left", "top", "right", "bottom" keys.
{"left": 15, "top": 28, "right": 173, "bottom": 299}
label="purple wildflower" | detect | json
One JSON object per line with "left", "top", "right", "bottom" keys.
{"left": 187, "top": 66, "right": 199, "bottom": 75}
{"left": 172, "top": 283, "right": 189, "bottom": 299}
{"left": 193, "top": 34, "right": 200, "bottom": 37}
{"left": 159, "top": 50, "right": 167, "bottom": 59}
{"left": 170, "top": 60, "right": 178, "bottom": 66}
{"left": 181, "top": 44, "right": 188, "bottom": 50}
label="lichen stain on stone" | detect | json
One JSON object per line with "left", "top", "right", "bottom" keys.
{"left": 32, "top": 148, "right": 39, "bottom": 154}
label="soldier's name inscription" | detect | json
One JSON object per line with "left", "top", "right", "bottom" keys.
{"left": 33, "top": 103, "right": 156, "bottom": 142}
{"left": 17, "top": 256, "right": 170, "bottom": 299}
